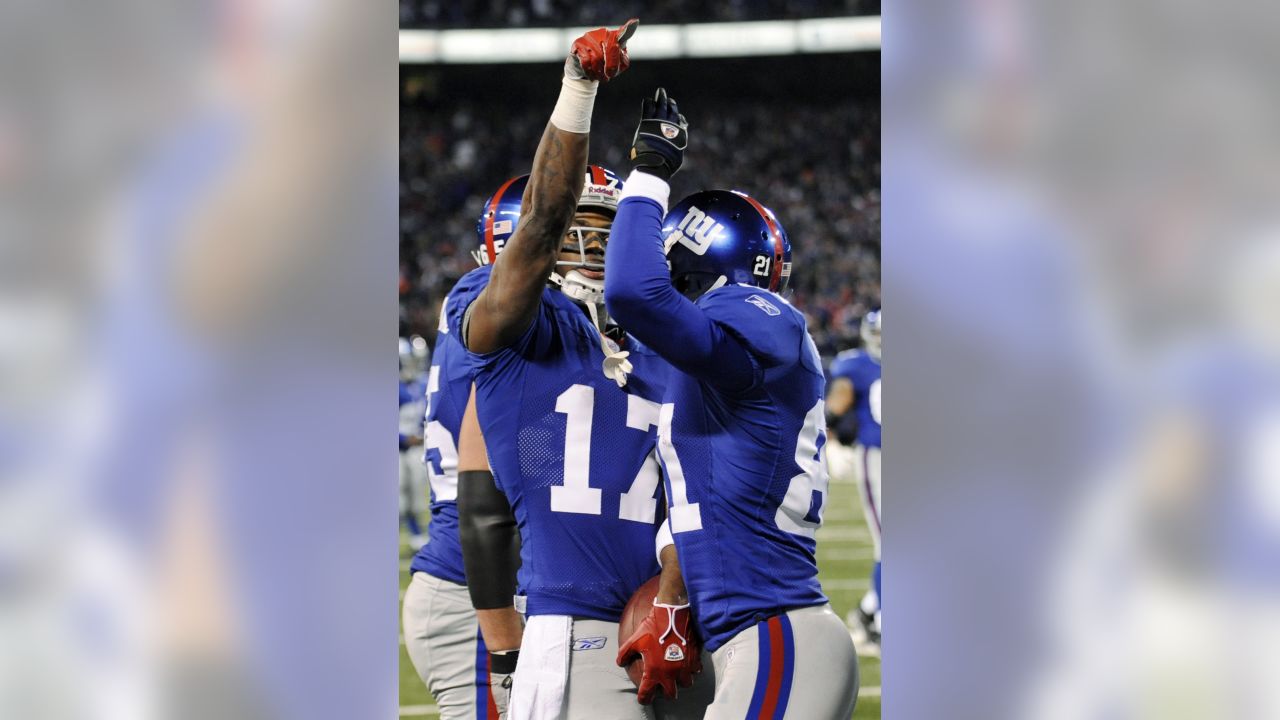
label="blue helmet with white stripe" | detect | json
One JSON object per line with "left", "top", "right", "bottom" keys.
{"left": 473, "top": 174, "right": 529, "bottom": 266}
{"left": 662, "top": 189, "right": 792, "bottom": 300}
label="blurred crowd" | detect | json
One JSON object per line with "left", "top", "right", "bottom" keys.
{"left": 400, "top": 75, "right": 879, "bottom": 358}
{"left": 401, "top": 0, "right": 879, "bottom": 29}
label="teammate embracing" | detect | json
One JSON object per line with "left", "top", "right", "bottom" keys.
{"left": 605, "top": 88, "right": 859, "bottom": 718}
{"left": 449, "top": 23, "right": 709, "bottom": 720}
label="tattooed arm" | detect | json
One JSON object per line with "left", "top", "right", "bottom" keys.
{"left": 463, "top": 124, "right": 587, "bottom": 354}
{"left": 461, "top": 20, "right": 637, "bottom": 354}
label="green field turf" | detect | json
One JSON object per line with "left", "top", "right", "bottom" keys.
{"left": 400, "top": 471, "right": 880, "bottom": 719}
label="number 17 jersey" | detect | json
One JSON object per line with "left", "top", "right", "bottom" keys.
{"left": 447, "top": 269, "right": 671, "bottom": 622}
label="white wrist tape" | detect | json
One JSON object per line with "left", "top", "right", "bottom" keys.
{"left": 621, "top": 169, "right": 671, "bottom": 214}
{"left": 549, "top": 75, "right": 598, "bottom": 134}
{"left": 654, "top": 519, "right": 674, "bottom": 567}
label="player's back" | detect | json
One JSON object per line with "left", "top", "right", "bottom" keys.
{"left": 659, "top": 284, "right": 830, "bottom": 652}
{"left": 408, "top": 272, "right": 485, "bottom": 584}
{"left": 448, "top": 268, "right": 670, "bottom": 622}
{"left": 831, "top": 348, "right": 882, "bottom": 448}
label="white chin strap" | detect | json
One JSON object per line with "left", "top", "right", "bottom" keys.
{"left": 550, "top": 269, "right": 608, "bottom": 331}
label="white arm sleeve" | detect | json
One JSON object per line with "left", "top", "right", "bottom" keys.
{"left": 654, "top": 518, "right": 674, "bottom": 567}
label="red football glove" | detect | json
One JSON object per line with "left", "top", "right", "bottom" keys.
{"left": 566, "top": 18, "right": 639, "bottom": 82}
{"left": 616, "top": 600, "right": 702, "bottom": 704}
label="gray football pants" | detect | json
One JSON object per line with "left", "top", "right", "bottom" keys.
{"left": 403, "top": 572, "right": 508, "bottom": 719}
{"left": 512, "top": 617, "right": 715, "bottom": 720}
{"left": 705, "top": 604, "right": 858, "bottom": 720}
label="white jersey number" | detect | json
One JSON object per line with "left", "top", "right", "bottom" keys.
{"left": 869, "top": 378, "right": 882, "bottom": 425}
{"left": 422, "top": 365, "right": 460, "bottom": 501}
{"left": 658, "top": 403, "right": 703, "bottom": 533}
{"left": 660, "top": 398, "right": 830, "bottom": 538}
{"left": 775, "top": 399, "right": 831, "bottom": 537}
{"left": 550, "top": 384, "right": 664, "bottom": 523}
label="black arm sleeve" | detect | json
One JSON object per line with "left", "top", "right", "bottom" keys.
{"left": 457, "top": 469, "right": 521, "bottom": 610}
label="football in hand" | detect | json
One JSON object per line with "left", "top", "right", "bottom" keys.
{"left": 618, "top": 575, "right": 662, "bottom": 687}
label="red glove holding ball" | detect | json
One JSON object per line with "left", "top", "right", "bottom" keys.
{"left": 616, "top": 599, "right": 702, "bottom": 704}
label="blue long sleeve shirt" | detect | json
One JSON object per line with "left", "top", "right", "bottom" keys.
{"left": 604, "top": 179, "right": 757, "bottom": 393}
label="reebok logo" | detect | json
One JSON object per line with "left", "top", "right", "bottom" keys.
{"left": 573, "top": 636, "right": 607, "bottom": 651}
{"left": 745, "top": 294, "right": 781, "bottom": 316}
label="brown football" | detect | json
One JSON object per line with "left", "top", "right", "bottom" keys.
{"left": 618, "top": 575, "right": 661, "bottom": 687}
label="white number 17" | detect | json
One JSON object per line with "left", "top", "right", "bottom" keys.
{"left": 550, "top": 384, "right": 664, "bottom": 523}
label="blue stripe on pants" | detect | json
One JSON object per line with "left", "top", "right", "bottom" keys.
{"left": 474, "top": 627, "right": 489, "bottom": 720}
{"left": 775, "top": 615, "right": 795, "bottom": 718}
{"left": 746, "top": 618, "right": 773, "bottom": 717}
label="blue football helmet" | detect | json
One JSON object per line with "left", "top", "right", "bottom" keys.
{"left": 663, "top": 189, "right": 792, "bottom": 300}
{"left": 473, "top": 174, "right": 530, "bottom": 266}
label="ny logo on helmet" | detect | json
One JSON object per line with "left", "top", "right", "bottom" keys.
{"left": 671, "top": 205, "right": 724, "bottom": 256}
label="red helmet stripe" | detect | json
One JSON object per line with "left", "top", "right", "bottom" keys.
{"left": 484, "top": 175, "right": 521, "bottom": 264}
{"left": 589, "top": 165, "right": 606, "bottom": 187}
{"left": 737, "top": 193, "right": 786, "bottom": 292}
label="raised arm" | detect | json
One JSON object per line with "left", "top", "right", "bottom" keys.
{"left": 463, "top": 20, "right": 638, "bottom": 354}
{"left": 604, "top": 89, "right": 757, "bottom": 392}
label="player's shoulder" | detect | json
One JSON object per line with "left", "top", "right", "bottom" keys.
{"left": 698, "top": 284, "right": 804, "bottom": 327}
{"left": 697, "top": 284, "right": 806, "bottom": 365}
{"left": 443, "top": 265, "right": 494, "bottom": 340}
{"left": 446, "top": 265, "right": 493, "bottom": 304}
{"left": 831, "top": 348, "right": 870, "bottom": 372}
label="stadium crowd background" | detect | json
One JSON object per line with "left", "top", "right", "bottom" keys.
{"left": 400, "top": 51, "right": 879, "bottom": 361}
{"left": 401, "top": 0, "right": 880, "bottom": 28}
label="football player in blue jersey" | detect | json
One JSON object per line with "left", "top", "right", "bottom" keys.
{"left": 827, "top": 311, "right": 882, "bottom": 653}
{"left": 448, "top": 23, "right": 709, "bottom": 720}
{"left": 403, "top": 177, "right": 527, "bottom": 720}
{"left": 400, "top": 335, "right": 430, "bottom": 551}
{"left": 605, "top": 88, "right": 859, "bottom": 718}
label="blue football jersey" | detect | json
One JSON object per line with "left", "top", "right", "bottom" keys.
{"left": 657, "top": 285, "right": 830, "bottom": 652}
{"left": 447, "top": 268, "right": 671, "bottom": 622}
{"left": 829, "top": 349, "right": 882, "bottom": 448}
{"left": 409, "top": 274, "right": 486, "bottom": 584}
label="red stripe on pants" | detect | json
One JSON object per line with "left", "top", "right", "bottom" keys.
{"left": 758, "top": 617, "right": 786, "bottom": 719}
{"left": 485, "top": 655, "right": 498, "bottom": 719}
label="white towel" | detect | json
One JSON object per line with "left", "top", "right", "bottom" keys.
{"left": 508, "top": 615, "right": 572, "bottom": 720}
